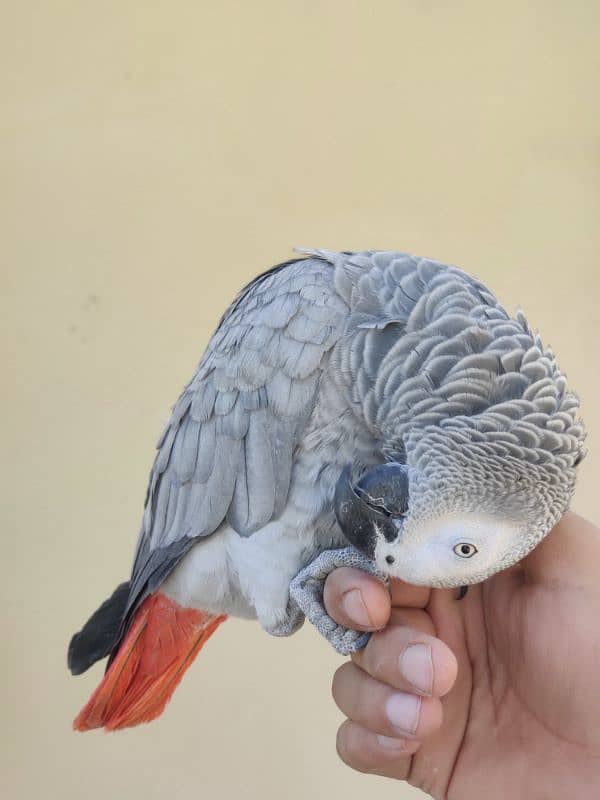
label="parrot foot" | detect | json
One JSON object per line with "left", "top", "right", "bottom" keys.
{"left": 258, "top": 602, "right": 305, "bottom": 638}
{"left": 288, "top": 546, "right": 387, "bottom": 656}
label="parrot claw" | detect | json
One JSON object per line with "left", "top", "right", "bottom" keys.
{"left": 288, "top": 546, "right": 387, "bottom": 656}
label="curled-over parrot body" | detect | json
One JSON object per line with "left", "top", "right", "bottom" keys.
{"left": 69, "top": 249, "right": 585, "bottom": 731}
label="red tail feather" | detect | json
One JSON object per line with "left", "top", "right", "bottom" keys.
{"left": 73, "top": 593, "right": 226, "bottom": 731}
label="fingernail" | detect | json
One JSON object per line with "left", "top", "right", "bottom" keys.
{"left": 376, "top": 734, "right": 407, "bottom": 753}
{"left": 386, "top": 692, "right": 421, "bottom": 735}
{"left": 400, "top": 644, "right": 434, "bottom": 695}
{"left": 341, "top": 589, "right": 373, "bottom": 628}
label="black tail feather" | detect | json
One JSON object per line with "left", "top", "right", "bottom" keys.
{"left": 68, "top": 582, "right": 130, "bottom": 675}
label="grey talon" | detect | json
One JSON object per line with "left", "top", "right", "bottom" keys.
{"left": 289, "top": 546, "right": 387, "bottom": 656}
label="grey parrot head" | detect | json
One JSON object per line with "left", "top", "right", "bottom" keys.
{"left": 335, "top": 427, "right": 582, "bottom": 588}
{"left": 334, "top": 318, "right": 586, "bottom": 589}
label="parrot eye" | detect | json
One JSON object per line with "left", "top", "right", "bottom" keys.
{"left": 453, "top": 542, "right": 478, "bottom": 558}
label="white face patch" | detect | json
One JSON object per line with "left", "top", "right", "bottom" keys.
{"left": 373, "top": 512, "right": 522, "bottom": 588}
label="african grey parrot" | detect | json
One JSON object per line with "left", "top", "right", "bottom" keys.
{"left": 68, "top": 249, "right": 585, "bottom": 731}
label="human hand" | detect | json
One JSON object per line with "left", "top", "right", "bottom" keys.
{"left": 324, "top": 512, "right": 600, "bottom": 799}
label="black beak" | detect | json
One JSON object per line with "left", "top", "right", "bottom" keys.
{"left": 333, "top": 463, "right": 409, "bottom": 558}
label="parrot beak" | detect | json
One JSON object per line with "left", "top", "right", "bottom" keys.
{"left": 333, "top": 463, "right": 408, "bottom": 558}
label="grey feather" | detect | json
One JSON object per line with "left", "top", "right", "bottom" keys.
{"left": 173, "top": 415, "right": 201, "bottom": 483}
{"left": 124, "top": 256, "right": 348, "bottom": 620}
{"left": 194, "top": 417, "right": 217, "bottom": 482}
{"left": 190, "top": 382, "right": 217, "bottom": 422}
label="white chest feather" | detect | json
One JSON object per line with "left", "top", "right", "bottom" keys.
{"left": 162, "top": 516, "right": 317, "bottom": 627}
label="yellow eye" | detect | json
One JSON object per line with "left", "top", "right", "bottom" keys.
{"left": 454, "top": 543, "right": 478, "bottom": 558}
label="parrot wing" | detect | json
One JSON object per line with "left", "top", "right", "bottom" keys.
{"left": 122, "top": 255, "right": 351, "bottom": 632}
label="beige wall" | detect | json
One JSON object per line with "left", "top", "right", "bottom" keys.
{"left": 3, "top": 3, "right": 599, "bottom": 799}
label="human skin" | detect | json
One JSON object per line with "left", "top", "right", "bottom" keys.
{"left": 324, "top": 512, "right": 600, "bottom": 799}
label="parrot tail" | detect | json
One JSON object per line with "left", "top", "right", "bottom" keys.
{"left": 73, "top": 593, "right": 227, "bottom": 731}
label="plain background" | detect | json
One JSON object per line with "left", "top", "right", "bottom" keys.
{"left": 3, "top": 3, "right": 599, "bottom": 799}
